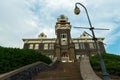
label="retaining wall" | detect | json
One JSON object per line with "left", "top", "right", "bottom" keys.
{"left": 0, "top": 60, "right": 59, "bottom": 80}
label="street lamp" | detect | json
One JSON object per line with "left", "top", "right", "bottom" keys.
{"left": 74, "top": 2, "right": 110, "bottom": 80}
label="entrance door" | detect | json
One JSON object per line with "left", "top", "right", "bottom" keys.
{"left": 61, "top": 52, "right": 69, "bottom": 62}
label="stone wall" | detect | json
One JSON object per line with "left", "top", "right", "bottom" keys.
{"left": 0, "top": 60, "right": 59, "bottom": 80}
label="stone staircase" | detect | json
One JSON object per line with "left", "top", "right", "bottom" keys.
{"left": 0, "top": 56, "right": 102, "bottom": 80}
{"left": 33, "top": 62, "right": 83, "bottom": 80}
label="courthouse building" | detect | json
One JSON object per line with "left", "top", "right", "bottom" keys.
{"left": 23, "top": 15, "right": 106, "bottom": 62}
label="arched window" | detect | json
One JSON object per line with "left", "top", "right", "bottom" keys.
{"left": 61, "top": 33, "right": 67, "bottom": 38}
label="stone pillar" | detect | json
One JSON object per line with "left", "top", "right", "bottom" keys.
{"left": 55, "top": 44, "right": 61, "bottom": 61}
{"left": 69, "top": 43, "right": 75, "bottom": 62}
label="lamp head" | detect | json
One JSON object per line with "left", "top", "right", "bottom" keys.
{"left": 74, "top": 6, "right": 80, "bottom": 15}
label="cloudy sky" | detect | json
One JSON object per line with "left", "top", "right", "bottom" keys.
{"left": 0, "top": 0, "right": 120, "bottom": 55}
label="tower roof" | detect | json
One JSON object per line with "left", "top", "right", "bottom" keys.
{"left": 57, "top": 14, "right": 68, "bottom": 22}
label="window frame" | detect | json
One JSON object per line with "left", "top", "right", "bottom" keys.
{"left": 75, "top": 43, "right": 79, "bottom": 49}
{"left": 80, "top": 43, "right": 85, "bottom": 49}
{"left": 29, "top": 44, "right": 33, "bottom": 49}
{"left": 34, "top": 44, "right": 39, "bottom": 50}
{"left": 44, "top": 44, "right": 48, "bottom": 50}
{"left": 49, "top": 43, "right": 54, "bottom": 50}
{"left": 89, "top": 43, "right": 95, "bottom": 49}
{"left": 61, "top": 33, "right": 67, "bottom": 38}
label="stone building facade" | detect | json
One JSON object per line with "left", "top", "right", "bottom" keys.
{"left": 23, "top": 15, "right": 106, "bottom": 62}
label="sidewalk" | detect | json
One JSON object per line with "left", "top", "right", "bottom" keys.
{"left": 80, "top": 55, "right": 102, "bottom": 80}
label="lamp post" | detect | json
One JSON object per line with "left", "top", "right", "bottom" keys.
{"left": 74, "top": 2, "right": 110, "bottom": 80}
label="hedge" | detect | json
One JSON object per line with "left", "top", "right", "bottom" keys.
{"left": 90, "top": 53, "right": 120, "bottom": 76}
{"left": 0, "top": 46, "right": 52, "bottom": 74}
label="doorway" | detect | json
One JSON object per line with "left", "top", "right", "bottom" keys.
{"left": 61, "top": 52, "right": 69, "bottom": 62}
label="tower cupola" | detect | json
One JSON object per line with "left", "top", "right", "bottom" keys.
{"left": 55, "top": 15, "right": 72, "bottom": 46}
{"left": 57, "top": 15, "right": 68, "bottom": 22}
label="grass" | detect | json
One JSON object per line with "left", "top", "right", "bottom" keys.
{"left": 90, "top": 53, "right": 120, "bottom": 76}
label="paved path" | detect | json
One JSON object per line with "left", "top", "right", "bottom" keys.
{"left": 33, "top": 62, "right": 83, "bottom": 80}
{"left": 80, "top": 55, "right": 102, "bottom": 80}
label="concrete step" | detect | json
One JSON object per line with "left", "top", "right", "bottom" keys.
{"left": 33, "top": 62, "right": 83, "bottom": 80}
{"left": 35, "top": 77, "right": 81, "bottom": 80}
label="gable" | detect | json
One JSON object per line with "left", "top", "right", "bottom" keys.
{"left": 80, "top": 31, "right": 92, "bottom": 38}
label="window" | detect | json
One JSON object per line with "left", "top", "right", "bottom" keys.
{"left": 80, "top": 43, "right": 85, "bottom": 49}
{"left": 61, "top": 33, "right": 67, "bottom": 38}
{"left": 49, "top": 44, "right": 54, "bottom": 50}
{"left": 34, "top": 44, "right": 39, "bottom": 50}
{"left": 44, "top": 44, "right": 48, "bottom": 50}
{"left": 75, "top": 43, "right": 79, "bottom": 49}
{"left": 29, "top": 44, "right": 33, "bottom": 49}
{"left": 89, "top": 43, "right": 94, "bottom": 49}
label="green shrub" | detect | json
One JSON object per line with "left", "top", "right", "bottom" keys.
{"left": 0, "top": 46, "right": 52, "bottom": 74}
{"left": 90, "top": 53, "right": 120, "bottom": 76}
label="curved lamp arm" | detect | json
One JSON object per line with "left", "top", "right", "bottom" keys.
{"left": 74, "top": 2, "right": 110, "bottom": 80}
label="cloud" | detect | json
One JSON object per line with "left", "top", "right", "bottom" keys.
{"left": 0, "top": 0, "right": 40, "bottom": 48}
{"left": 0, "top": 0, "right": 120, "bottom": 55}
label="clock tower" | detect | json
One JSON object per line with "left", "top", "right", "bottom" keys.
{"left": 55, "top": 15, "right": 75, "bottom": 62}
